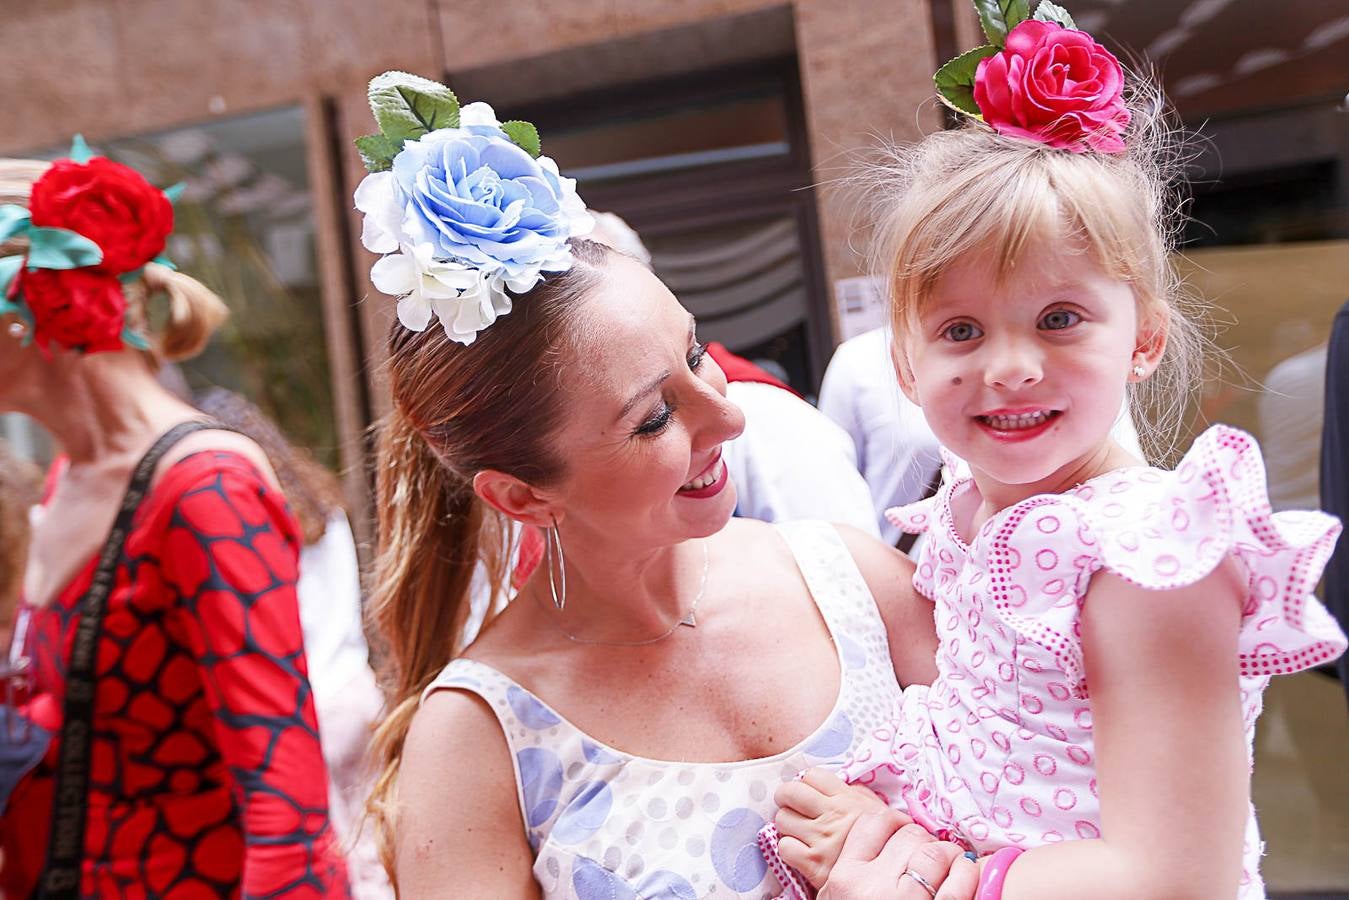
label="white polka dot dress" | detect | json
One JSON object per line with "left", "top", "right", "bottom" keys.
{"left": 423, "top": 521, "right": 908, "bottom": 898}
{"left": 850, "top": 425, "right": 1346, "bottom": 899}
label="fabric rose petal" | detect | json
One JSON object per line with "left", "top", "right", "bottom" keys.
{"left": 29, "top": 156, "right": 174, "bottom": 272}
{"left": 17, "top": 267, "right": 127, "bottom": 353}
{"left": 973, "top": 19, "right": 1130, "bottom": 154}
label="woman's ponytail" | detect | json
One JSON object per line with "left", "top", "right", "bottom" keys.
{"left": 136, "top": 262, "right": 230, "bottom": 362}
{"left": 364, "top": 406, "right": 509, "bottom": 883}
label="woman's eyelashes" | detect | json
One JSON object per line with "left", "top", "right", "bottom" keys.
{"left": 633, "top": 343, "right": 709, "bottom": 437}
{"left": 688, "top": 341, "right": 707, "bottom": 370}
{"left": 635, "top": 402, "right": 674, "bottom": 436}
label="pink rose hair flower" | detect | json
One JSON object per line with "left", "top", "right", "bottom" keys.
{"left": 973, "top": 19, "right": 1130, "bottom": 154}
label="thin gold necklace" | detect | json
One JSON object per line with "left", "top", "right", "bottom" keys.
{"left": 534, "top": 541, "right": 709, "bottom": 647}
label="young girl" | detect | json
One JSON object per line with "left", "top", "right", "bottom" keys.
{"left": 771, "top": 10, "right": 1347, "bottom": 900}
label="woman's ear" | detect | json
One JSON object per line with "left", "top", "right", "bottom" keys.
{"left": 1131, "top": 303, "right": 1170, "bottom": 380}
{"left": 473, "top": 470, "right": 558, "bottom": 528}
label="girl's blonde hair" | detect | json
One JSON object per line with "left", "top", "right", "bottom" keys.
{"left": 0, "top": 159, "right": 228, "bottom": 363}
{"left": 867, "top": 77, "right": 1206, "bottom": 461}
{"left": 365, "top": 238, "right": 609, "bottom": 886}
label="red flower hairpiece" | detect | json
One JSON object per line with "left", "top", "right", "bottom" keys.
{"left": 0, "top": 136, "right": 178, "bottom": 354}
{"left": 934, "top": 1, "right": 1130, "bottom": 154}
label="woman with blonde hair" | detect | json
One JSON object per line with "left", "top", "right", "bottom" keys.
{"left": 0, "top": 141, "right": 347, "bottom": 897}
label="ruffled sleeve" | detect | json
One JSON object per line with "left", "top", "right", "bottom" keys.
{"left": 976, "top": 426, "right": 1346, "bottom": 695}
{"left": 886, "top": 496, "right": 937, "bottom": 535}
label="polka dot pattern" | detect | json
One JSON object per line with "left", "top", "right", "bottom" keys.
{"left": 422, "top": 521, "right": 909, "bottom": 898}
{"left": 864, "top": 425, "right": 1345, "bottom": 900}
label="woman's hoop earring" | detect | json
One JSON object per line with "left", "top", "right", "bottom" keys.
{"left": 545, "top": 517, "right": 567, "bottom": 612}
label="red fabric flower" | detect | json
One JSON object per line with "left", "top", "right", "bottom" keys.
{"left": 973, "top": 20, "right": 1130, "bottom": 154}
{"left": 18, "top": 266, "right": 127, "bottom": 353}
{"left": 29, "top": 156, "right": 173, "bottom": 273}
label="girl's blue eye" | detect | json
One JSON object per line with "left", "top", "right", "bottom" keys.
{"left": 944, "top": 322, "right": 983, "bottom": 342}
{"left": 1040, "top": 309, "right": 1081, "bottom": 331}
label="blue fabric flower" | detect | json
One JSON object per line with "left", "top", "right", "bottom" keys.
{"left": 391, "top": 125, "right": 581, "bottom": 279}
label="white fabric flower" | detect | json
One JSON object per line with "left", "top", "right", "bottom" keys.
{"left": 353, "top": 171, "right": 401, "bottom": 254}
{"left": 458, "top": 102, "right": 503, "bottom": 130}
{"left": 370, "top": 243, "right": 524, "bottom": 345}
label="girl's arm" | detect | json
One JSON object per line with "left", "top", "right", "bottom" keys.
{"left": 998, "top": 561, "right": 1249, "bottom": 899}
{"left": 836, "top": 524, "right": 939, "bottom": 687}
{"left": 396, "top": 689, "right": 540, "bottom": 897}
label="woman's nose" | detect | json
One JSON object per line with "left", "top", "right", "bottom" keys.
{"left": 691, "top": 378, "right": 746, "bottom": 448}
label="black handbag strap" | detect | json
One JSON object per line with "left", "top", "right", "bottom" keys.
{"left": 38, "top": 419, "right": 223, "bottom": 899}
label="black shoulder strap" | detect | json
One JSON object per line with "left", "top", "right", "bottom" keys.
{"left": 38, "top": 419, "right": 223, "bottom": 899}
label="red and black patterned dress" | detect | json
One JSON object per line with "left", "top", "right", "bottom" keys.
{"left": 1, "top": 450, "right": 350, "bottom": 898}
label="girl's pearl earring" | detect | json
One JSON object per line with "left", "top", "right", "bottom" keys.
{"left": 6, "top": 320, "right": 26, "bottom": 340}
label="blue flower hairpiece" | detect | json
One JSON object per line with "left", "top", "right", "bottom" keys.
{"left": 353, "top": 71, "right": 593, "bottom": 344}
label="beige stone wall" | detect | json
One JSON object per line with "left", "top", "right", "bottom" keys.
{"left": 0, "top": 0, "right": 947, "bottom": 431}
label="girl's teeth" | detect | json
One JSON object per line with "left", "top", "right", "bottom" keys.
{"left": 983, "top": 411, "right": 1053, "bottom": 430}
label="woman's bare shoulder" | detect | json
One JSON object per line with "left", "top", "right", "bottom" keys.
{"left": 397, "top": 688, "right": 537, "bottom": 894}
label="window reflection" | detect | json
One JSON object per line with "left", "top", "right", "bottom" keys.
{"left": 100, "top": 106, "right": 338, "bottom": 469}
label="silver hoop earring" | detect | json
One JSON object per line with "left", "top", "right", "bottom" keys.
{"left": 545, "top": 518, "right": 567, "bottom": 611}
{"left": 1132, "top": 364, "right": 1146, "bottom": 378}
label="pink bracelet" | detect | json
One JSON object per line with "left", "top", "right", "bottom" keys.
{"left": 976, "top": 847, "right": 1024, "bottom": 900}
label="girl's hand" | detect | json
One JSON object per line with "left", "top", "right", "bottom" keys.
{"left": 773, "top": 768, "right": 910, "bottom": 887}
{"left": 819, "top": 813, "right": 978, "bottom": 900}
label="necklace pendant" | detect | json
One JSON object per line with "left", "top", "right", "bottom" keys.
{"left": 679, "top": 610, "right": 697, "bottom": 628}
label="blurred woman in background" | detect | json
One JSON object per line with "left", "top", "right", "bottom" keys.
{"left": 0, "top": 146, "right": 347, "bottom": 897}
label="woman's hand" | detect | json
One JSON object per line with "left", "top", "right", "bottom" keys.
{"left": 819, "top": 813, "right": 978, "bottom": 900}
{"left": 774, "top": 768, "right": 902, "bottom": 887}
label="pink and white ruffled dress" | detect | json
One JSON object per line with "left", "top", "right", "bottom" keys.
{"left": 840, "top": 426, "right": 1345, "bottom": 899}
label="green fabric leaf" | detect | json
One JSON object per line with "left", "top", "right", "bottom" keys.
{"left": 935, "top": 45, "right": 1000, "bottom": 116}
{"left": 119, "top": 267, "right": 145, "bottom": 284}
{"left": 26, "top": 227, "right": 103, "bottom": 270}
{"left": 368, "top": 71, "right": 459, "bottom": 143}
{"left": 1033, "top": 1, "right": 1076, "bottom": 27}
{"left": 355, "top": 133, "right": 401, "bottom": 173}
{"left": 0, "top": 256, "right": 23, "bottom": 297}
{"left": 975, "top": 0, "right": 1031, "bottom": 46}
{"left": 501, "top": 121, "right": 541, "bottom": 159}
{"left": 151, "top": 254, "right": 176, "bottom": 270}
{"left": 68, "top": 133, "right": 95, "bottom": 164}
{"left": 121, "top": 327, "right": 151, "bottom": 350}
{"left": 163, "top": 182, "right": 185, "bottom": 204}
{"left": 0, "top": 205, "right": 31, "bottom": 243}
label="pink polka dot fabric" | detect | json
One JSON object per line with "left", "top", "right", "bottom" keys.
{"left": 851, "top": 425, "right": 1347, "bottom": 898}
